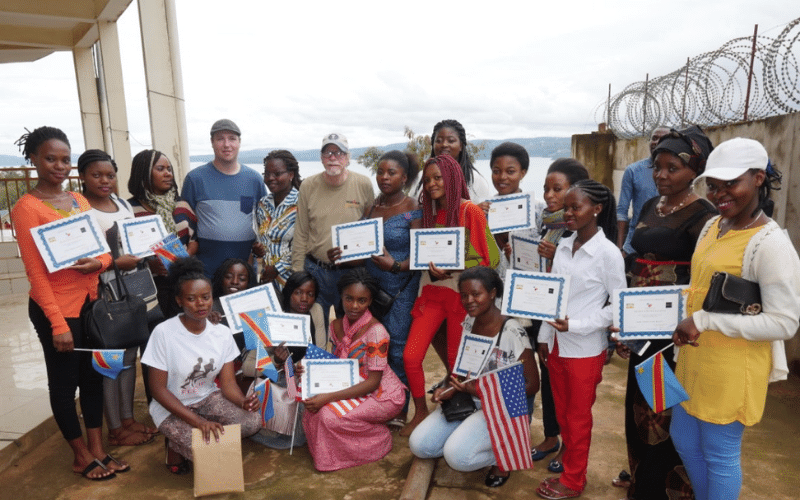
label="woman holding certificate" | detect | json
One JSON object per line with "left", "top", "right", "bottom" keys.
{"left": 409, "top": 266, "right": 538, "bottom": 488}
{"left": 78, "top": 149, "right": 159, "bottom": 447}
{"left": 614, "top": 126, "right": 716, "bottom": 499}
{"left": 402, "top": 155, "right": 501, "bottom": 436}
{"left": 302, "top": 269, "right": 405, "bottom": 471}
{"left": 535, "top": 180, "right": 626, "bottom": 500}
{"left": 12, "top": 126, "right": 125, "bottom": 480}
{"left": 671, "top": 138, "right": 800, "bottom": 500}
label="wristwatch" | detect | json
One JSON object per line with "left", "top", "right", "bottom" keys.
{"left": 390, "top": 260, "right": 401, "bottom": 274}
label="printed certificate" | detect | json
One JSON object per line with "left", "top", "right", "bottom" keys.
{"left": 220, "top": 284, "right": 281, "bottom": 333}
{"left": 487, "top": 192, "right": 535, "bottom": 233}
{"left": 30, "top": 212, "right": 110, "bottom": 273}
{"left": 301, "top": 358, "right": 359, "bottom": 399}
{"left": 452, "top": 333, "right": 497, "bottom": 377}
{"left": 331, "top": 218, "right": 383, "bottom": 263}
{"left": 409, "top": 228, "right": 465, "bottom": 270}
{"left": 117, "top": 215, "right": 168, "bottom": 257}
{"left": 259, "top": 311, "right": 312, "bottom": 347}
{"left": 501, "top": 270, "right": 570, "bottom": 320}
{"left": 510, "top": 234, "right": 546, "bottom": 272}
{"left": 613, "top": 286, "right": 687, "bottom": 340}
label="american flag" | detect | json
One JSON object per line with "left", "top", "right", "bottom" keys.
{"left": 326, "top": 396, "right": 367, "bottom": 417}
{"left": 476, "top": 362, "right": 533, "bottom": 471}
{"left": 285, "top": 354, "right": 300, "bottom": 401}
{"left": 304, "top": 343, "right": 336, "bottom": 360}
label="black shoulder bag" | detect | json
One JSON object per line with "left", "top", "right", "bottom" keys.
{"left": 84, "top": 263, "right": 150, "bottom": 349}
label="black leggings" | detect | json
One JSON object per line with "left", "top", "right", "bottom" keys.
{"left": 29, "top": 298, "right": 103, "bottom": 441}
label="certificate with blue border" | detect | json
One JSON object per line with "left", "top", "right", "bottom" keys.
{"left": 331, "top": 218, "right": 383, "bottom": 263}
{"left": 301, "top": 358, "right": 359, "bottom": 399}
{"left": 501, "top": 270, "right": 570, "bottom": 320}
{"left": 453, "top": 333, "right": 497, "bottom": 377}
{"left": 30, "top": 212, "right": 110, "bottom": 273}
{"left": 260, "top": 311, "right": 312, "bottom": 347}
{"left": 117, "top": 215, "right": 168, "bottom": 257}
{"left": 510, "top": 234, "right": 546, "bottom": 272}
{"left": 612, "top": 286, "right": 686, "bottom": 340}
{"left": 220, "top": 284, "right": 281, "bottom": 333}
{"left": 409, "top": 228, "right": 465, "bottom": 270}
{"left": 487, "top": 192, "right": 534, "bottom": 233}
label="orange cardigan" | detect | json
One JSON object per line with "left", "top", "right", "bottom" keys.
{"left": 11, "top": 193, "right": 112, "bottom": 335}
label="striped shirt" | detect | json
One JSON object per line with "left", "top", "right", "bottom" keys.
{"left": 255, "top": 187, "right": 298, "bottom": 290}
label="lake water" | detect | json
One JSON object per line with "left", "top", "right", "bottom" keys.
{"left": 190, "top": 157, "right": 554, "bottom": 202}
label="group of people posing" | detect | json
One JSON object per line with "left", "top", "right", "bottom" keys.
{"left": 11, "top": 118, "right": 799, "bottom": 500}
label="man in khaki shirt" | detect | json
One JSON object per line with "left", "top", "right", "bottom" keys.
{"left": 291, "top": 133, "right": 374, "bottom": 327}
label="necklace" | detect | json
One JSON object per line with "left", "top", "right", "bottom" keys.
{"left": 377, "top": 193, "right": 406, "bottom": 209}
{"left": 723, "top": 210, "right": 764, "bottom": 231}
{"left": 33, "top": 187, "right": 67, "bottom": 199}
{"left": 656, "top": 191, "right": 692, "bottom": 217}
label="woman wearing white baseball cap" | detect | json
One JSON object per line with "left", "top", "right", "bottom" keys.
{"left": 670, "top": 137, "right": 800, "bottom": 500}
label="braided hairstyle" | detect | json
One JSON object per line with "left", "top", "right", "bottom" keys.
{"left": 568, "top": 179, "right": 618, "bottom": 243}
{"left": 15, "top": 126, "right": 70, "bottom": 162}
{"left": 264, "top": 149, "right": 302, "bottom": 189}
{"left": 129, "top": 149, "right": 177, "bottom": 201}
{"left": 420, "top": 155, "right": 470, "bottom": 228}
{"left": 77, "top": 149, "right": 117, "bottom": 194}
{"left": 756, "top": 160, "right": 782, "bottom": 218}
{"left": 337, "top": 268, "right": 381, "bottom": 319}
{"left": 430, "top": 119, "right": 478, "bottom": 187}
{"left": 378, "top": 150, "right": 419, "bottom": 190}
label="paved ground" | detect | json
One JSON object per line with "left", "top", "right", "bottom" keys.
{"left": 1, "top": 347, "right": 799, "bottom": 499}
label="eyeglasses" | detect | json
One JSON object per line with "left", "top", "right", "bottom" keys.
{"left": 321, "top": 150, "right": 347, "bottom": 159}
{"left": 264, "top": 170, "right": 288, "bottom": 179}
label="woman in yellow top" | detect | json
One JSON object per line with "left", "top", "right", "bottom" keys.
{"left": 671, "top": 138, "right": 800, "bottom": 500}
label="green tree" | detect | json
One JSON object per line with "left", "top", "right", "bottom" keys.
{"left": 356, "top": 146, "right": 385, "bottom": 174}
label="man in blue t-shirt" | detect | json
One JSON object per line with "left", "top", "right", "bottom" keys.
{"left": 181, "top": 119, "right": 267, "bottom": 277}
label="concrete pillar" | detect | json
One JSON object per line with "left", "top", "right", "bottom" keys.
{"left": 73, "top": 47, "right": 105, "bottom": 151}
{"left": 137, "top": 0, "right": 190, "bottom": 186}
{"left": 97, "top": 19, "right": 133, "bottom": 197}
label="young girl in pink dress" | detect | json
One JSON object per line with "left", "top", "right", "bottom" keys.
{"left": 302, "top": 268, "right": 405, "bottom": 471}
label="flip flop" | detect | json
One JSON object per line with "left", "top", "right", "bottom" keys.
{"left": 108, "top": 430, "right": 155, "bottom": 446}
{"left": 387, "top": 417, "right": 406, "bottom": 432}
{"left": 102, "top": 454, "right": 130, "bottom": 473}
{"left": 536, "top": 480, "right": 581, "bottom": 499}
{"left": 76, "top": 459, "right": 117, "bottom": 481}
{"left": 612, "top": 470, "right": 631, "bottom": 487}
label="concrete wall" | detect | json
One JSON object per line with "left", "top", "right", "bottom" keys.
{"left": 573, "top": 112, "right": 800, "bottom": 375}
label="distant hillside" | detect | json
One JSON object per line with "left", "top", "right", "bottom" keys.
{"left": 194, "top": 137, "right": 572, "bottom": 164}
{"left": 0, "top": 137, "right": 572, "bottom": 166}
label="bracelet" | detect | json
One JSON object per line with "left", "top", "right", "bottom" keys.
{"left": 390, "top": 260, "right": 401, "bottom": 274}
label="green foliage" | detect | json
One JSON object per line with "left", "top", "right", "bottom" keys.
{"left": 0, "top": 169, "right": 27, "bottom": 211}
{"left": 356, "top": 146, "right": 385, "bottom": 174}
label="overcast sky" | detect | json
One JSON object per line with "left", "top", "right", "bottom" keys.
{"left": 0, "top": 0, "right": 794, "bottom": 158}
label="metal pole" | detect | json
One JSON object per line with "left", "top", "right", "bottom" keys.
{"left": 682, "top": 57, "right": 690, "bottom": 127}
{"left": 744, "top": 24, "right": 758, "bottom": 121}
{"left": 642, "top": 73, "right": 649, "bottom": 136}
{"left": 607, "top": 83, "right": 611, "bottom": 131}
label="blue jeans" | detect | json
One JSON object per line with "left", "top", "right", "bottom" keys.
{"left": 304, "top": 257, "right": 348, "bottom": 329}
{"left": 670, "top": 404, "right": 745, "bottom": 500}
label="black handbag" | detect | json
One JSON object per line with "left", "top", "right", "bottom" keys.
{"left": 104, "top": 264, "right": 164, "bottom": 325}
{"left": 702, "top": 271, "right": 762, "bottom": 315}
{"left": 371, "top": 273, "right": 414, "bottom": 320}
{"left": 84, "top": 263, "right": 150, "bottom": 349}
{"left": 441, "top": 390, "right": 477, "bottom": 422}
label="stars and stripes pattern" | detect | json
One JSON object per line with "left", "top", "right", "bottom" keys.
{"left": 476, "top": 362, "right": 533, "bottom": 471}
{"left": 285, "top": 355, "right": 300, "bottom": 401}
{"left": 304, "top": 343, "right": 336, "bottom": 360}
{"left": 325, "top": 396, "right": 368, "bottom": 417}
{"left": 635, "top": 350, "right": 688, "bottom": 413}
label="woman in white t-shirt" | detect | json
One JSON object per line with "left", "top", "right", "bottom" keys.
{"left": 141, "top": 258, "right": 261, "bottom": 475}
{"left": 78, "top": 149, "right": 155, "bottom": 447}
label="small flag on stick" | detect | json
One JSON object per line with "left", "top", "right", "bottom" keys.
{"left": 634, "top": 349, "right": 688, "bottom": 413}
{"left": 252, "top": 378, "right": 274, "bottom": 426}
{"left": 91, "top": 349, "right": 126, "bottom": 379}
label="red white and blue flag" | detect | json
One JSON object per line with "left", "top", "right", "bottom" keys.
{"left": 635, "top": 350, "right": 688, "bottom": 413}
{"left": 252, "top": 377, "right": 274, "bottom": 426}
{"left": 285, "top": 355, "right": 300, "bottom": 401}
{"left": 304, "top": 344, "right": 336, "bottom": 360}
{"left": 476, "top": 362, "right": 533, "bottom": 471}
{"left": 240, "top": 309, "right": 273, "bottom": 351}
{"left": 326, "top": 396, "right": 367, "bottom": 417}
{"left": 91, "top": 349, "right": 126, "bottom": 379}
{"left": 255, "top": 341, "right": 279, "bottom": 382}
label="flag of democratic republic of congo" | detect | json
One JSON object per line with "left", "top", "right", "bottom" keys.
{"left": 255, "top": 341, "right": 279, "bottom": 382}
{"left": 253, "top": 378, "right": 274, "bottom": 426}
{"left": 240, "top": 309, "right": 273, "bottom": 351}
{"left": 91, "top": 349, "right": 126, "bottom": 379}
{"left": 635, "top": 350, "right": 689, "bottom": 413}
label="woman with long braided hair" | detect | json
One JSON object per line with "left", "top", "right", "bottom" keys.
{"left": 535, "top": 179, "right": 626, "bottom": 499}
{"left": 12, "top": 126, "right": 127, "bottom": 480}
{"left": 401, "top": 154, "right": 500, "bottom": 436}
{"left": 429, "top": 119, "right": 492, "bottom": 201}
